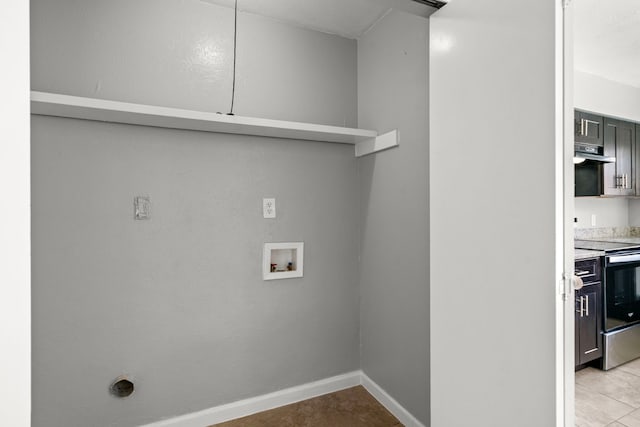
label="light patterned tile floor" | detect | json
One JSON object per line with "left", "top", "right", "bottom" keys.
{"left": 576, "top": 358, "right": 640, "bottom": 427}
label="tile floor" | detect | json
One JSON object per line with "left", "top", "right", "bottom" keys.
{"left": 211, "top": 386, "right": 402, "bottom": 427}
{"left": 576, "top": 358, "right": 640, "bottom": 427}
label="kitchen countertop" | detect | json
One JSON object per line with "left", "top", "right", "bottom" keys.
{"left": 575, "top": 248, "right": 604, "bottom": 260}
{"left": 575, "top": 236, "right": 640, "bottom": 255}
{"left": 573, "top": 232, "right": 640, "bottom": 260}
{"left": 586, "top": 237, "right": 640, "bottom": 245}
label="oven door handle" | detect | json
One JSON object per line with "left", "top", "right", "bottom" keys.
{"left": 608, "top": 253, "right": 640, "bottom": 264}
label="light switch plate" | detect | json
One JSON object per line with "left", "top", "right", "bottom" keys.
{"left": 263, "top": 198, "right": 276, "bottom": 219}
{"left": 134, "top": 196, "right": 151, "bottom": 220}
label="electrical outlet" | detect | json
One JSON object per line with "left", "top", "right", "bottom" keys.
{"left": 263, "top": 198, "right": 276, "bottom": 219}
{"left": 134, "top": 196, "right": 151, "bottom": 220}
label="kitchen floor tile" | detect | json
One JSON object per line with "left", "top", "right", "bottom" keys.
{"left": 618, "top": 359, "right": 640, "bottom": 378}
{"left": 617, "top": 408, "right": 640, "bottom": 427}
{"left": 575, "top": 383, "right": 635, "bottom": 427}
{"left": 576, "top": 367, "right": 640, "bottom": 408}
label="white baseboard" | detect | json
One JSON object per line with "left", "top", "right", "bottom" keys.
{"left": 360, "top": 373, "right": 426, "bottom": 427}
{"left": 140, "top": 370, "right": 424, "bottom": 427}
{"left": 140, "top": 371, "right": 361, "bottom": 427}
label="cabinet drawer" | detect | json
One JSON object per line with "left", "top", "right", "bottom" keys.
{"left": 575, "top": 258, "right": 601, "bottom": 285}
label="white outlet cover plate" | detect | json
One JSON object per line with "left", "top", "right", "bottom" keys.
{"left": 263, "top": 198, "right": 276, "bottom": 218}
{"left": 134, "top": 196, "right": 151, "bottom": 220}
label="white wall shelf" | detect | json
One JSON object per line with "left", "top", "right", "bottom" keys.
{"left": 30, "top": 91, "right": 398, "bottom": 157}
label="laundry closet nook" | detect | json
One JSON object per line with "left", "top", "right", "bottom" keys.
{"left": 29, "top": 1, "right": 430, "bottom": 426}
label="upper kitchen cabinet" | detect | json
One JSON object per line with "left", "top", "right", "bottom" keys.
{"left": 603, "top": 118, "right": 635, "bottom": 196}
{"left": 637, "top": 124, "right": 640, "bottom": 194}
{"left": 575, "top": 111, "right": 604, "bottom": 147}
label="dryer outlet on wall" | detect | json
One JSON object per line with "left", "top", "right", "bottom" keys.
{"left": 263, "top": 198, "right": 276, "bottom": 219}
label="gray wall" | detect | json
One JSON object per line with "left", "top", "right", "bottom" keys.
{"left": 575, "top": 197, "right": 630, "bottom": 229}
{"left": 358, "top": 10, "right": 431, "bottom": 425}
{"left": 31, "top": 1, "right": 359, "bottom": 426}
{"left": 629, "top": 200, "right": 640, "bottom": 227}
{"left": 574, "top": 70, "right": 640, "bottom": 124}
{"left": 31, "top": 0, "right": 357, "bottom": 127}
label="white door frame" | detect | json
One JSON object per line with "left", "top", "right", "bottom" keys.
{"left": 0, "top": 1, "right": 31, "bottom": 427}
{"left": 561, "top": 1, "right": 575, "bottom": 426}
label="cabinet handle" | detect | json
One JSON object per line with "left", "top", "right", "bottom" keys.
{"left": 582, "top": 119, "right": 600, "bottom": 137}
{"left": 575, "top": 296, "right": 585, "bottom": 317}
{"left": 575, "top": 269, "right": 591, "bottom": 277}
{"left": 586, "top": 295, "right": 589, "bottom": 316}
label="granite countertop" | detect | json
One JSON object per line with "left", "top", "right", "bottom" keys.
{"left": 575, "top": 248, "right": 604, "bottom": 260}
{"left": 574, "top": 227, "right": 640, "bottom": 260}
{"left": 587, "top": 236, "right": 640, "bottom": 245}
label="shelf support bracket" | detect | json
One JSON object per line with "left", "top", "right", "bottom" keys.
{"left": 355, "top": 129, "right": 399, "bottom": 158}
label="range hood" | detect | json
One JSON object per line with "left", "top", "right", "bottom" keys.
{"left": 574, "top": 143, "right": 616, "bottom": 164}
{"left": 411, "top": 0, "right": 449, "bottom": 8}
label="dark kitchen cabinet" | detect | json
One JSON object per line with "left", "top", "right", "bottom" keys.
{"left": 637, "top": 124, "right": 640, "bottom": 194}
{"left": 575, "top": 284, "right": 602, "bottom": 365}
{"left": 575, "top": 111, "right": 604, "bottom": 147}
{"left": 574, "top": 110, "right": 606, "bottom": 197}
{"left": 575, "top": 258, "right": 603, "bottom": 367}
{"left": 575, "top": 162, "right": 603, "bottom": 197}
{"left": 603, "top": 118, "right": 635, "bottom": 196}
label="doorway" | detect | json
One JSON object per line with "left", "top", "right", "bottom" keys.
{"left": 571, "top": 0, "right": 640, "bottom": 425}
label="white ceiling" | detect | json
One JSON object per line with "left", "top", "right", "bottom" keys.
{"left": 199, "top": 0, "right": 435, "bottom": 39}
{"left": 574, "top": 0, "right": 640, "bottom": 88}
{"left": 201, "top": 1, "right": 640, "bottom": 88}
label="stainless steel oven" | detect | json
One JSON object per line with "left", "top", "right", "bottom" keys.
{"left": 575, "top": 239, "right": 640, "bottom": 369}
{"left": 604, "top": 251, "right": 640, "bottom": 332}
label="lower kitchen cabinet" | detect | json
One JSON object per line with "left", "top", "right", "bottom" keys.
{"left": 575, "top": 284, "right": 603, "bottom": 366}
{"left": 575, "top": 258, "right": 603, "bottom": 367}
